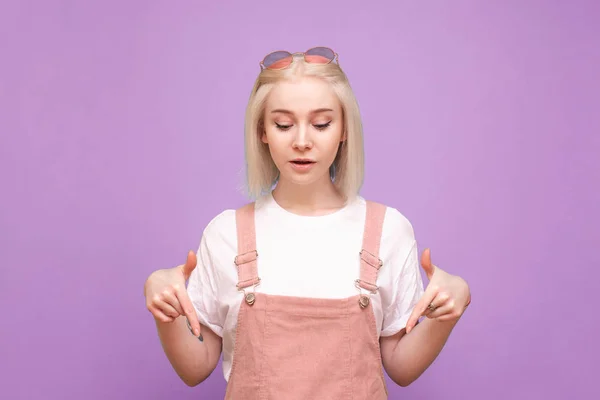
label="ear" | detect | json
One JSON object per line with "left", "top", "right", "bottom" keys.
{"left": 258, "top": 120, "right": 268, "bottom": 143}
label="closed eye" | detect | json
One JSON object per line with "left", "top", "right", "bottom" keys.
{"left": 275, "top": 123, "right": 292, "bottom": 131}
{"left": 275, "top": 121, "right": 331, "bottom": 131}
{"left": 314, "top": 121, "right": 331, "bottom": 130}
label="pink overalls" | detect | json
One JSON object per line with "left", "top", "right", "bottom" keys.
{"left": 224, "top": 201, "right": 389, "bottom": 399}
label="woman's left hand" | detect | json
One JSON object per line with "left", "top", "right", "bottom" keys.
{"left": 405, "top": 248, "right": 471, "bottom": 334}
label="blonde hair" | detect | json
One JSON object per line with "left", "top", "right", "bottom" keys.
{"left": 243, "top": 54, "right": 365, "bottom": 201}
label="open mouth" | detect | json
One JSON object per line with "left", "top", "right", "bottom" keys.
{"left": 291, "top": 160, "right": 315, "bottom": 165}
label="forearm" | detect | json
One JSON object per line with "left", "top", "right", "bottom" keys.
{"left": 383, "top": 317, "right": 458, "bottom": 386}
{"left": 155, "top": 316, "right": 219, "bottom": 386}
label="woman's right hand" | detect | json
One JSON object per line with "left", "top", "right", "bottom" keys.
{"left": 144, "top": 251, "right": 202, "bottom": 337}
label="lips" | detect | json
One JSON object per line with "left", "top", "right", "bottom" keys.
{"left": 291, "top": 159, "right": 315, "bottom": 165}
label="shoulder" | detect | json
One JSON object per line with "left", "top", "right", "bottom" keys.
{"left": 201, "top": 208, "right": 237, "bottom": 242}
{"left": 359, "top": 198, "right": 417, "bottom": 262}
{"left": 200, "top": 194, "right": 269, "bottom": 244}
{"left": 360, "top": 198, "right": 415, "bottom": 242}
{"left": 382, "top": 205, "right": 415, "bottom": 242}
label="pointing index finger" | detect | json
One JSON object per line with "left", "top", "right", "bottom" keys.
{"left": 405, "top": 286, "right": 437, "bottom": 334}
{"left": 175, "top": 288, "right": 202, "bottom": 339}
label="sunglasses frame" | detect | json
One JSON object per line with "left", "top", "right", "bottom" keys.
{"left": 259, "top": 46, "right": 339, "bottom": 71}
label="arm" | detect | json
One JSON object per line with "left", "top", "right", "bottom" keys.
{"left": 147, "top": 230, "right": 225, "bottom": 387}
{"left": 380, "top": 251, "right": 471, "bottom": 386}
{"left": 156, "top": 317, "right": 222, "bottom": 387}
{"left": 380, "top": 317, "right": 458, "bottom": 386}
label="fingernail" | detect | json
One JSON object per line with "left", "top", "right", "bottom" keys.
{"left": 198, "top": 333, "right": 204, "bottom": 342}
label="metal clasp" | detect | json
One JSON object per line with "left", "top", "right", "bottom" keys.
{"left": 355, "top": 279, "right": 379, "bottom": 294}
{"left": 238, "top": 278, "right": 261, "bottom": 306}
{"left": 354, "top": 279, "right": 378, "bottom": 309}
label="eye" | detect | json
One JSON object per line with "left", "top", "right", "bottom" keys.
{"left": 314, "top": 121, "right": 331, "bottom": 130}
{"left": 275, "top": 122, "right": 292, "bottom": 131}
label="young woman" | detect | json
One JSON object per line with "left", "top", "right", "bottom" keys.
{"left": 144, "top": 47, "right": 471, "bottom": 399}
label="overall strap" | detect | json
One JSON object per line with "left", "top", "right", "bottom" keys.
{"left": 356, "top": 201, "right": 387, "bottom": 298}
{"left": 234, "top": 203, "right": 260, "bottom": 294}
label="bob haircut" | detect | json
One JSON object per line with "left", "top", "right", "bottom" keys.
{"left": 243, "top": 53, "right": 365, "bottom": 202}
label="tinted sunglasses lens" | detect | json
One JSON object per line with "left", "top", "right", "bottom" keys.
{"left": 263, "top": 51, "right": 293, "bottom": 69}
{"left": 305, "top": 47, "right": 335, "bottom": 63}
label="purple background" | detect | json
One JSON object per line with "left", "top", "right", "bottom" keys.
{"left": 1, "top": 1, "right": 598, "bottom": 399}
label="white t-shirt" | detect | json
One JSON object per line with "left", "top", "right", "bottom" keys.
{"left": 187, "top": 192, "right": 425, "bottom": 382}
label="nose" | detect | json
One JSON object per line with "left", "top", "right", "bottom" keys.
{"left": 292, "top": 124, "right": 313, "bottom": 150}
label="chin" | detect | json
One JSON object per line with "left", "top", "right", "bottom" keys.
{"left": 280, "top": 170, "right": 330, "bottom": 187}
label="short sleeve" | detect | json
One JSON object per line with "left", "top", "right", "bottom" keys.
{"left": 380, "top": 233, "right": 425, "bottom": 337}
{"left": 186, "top": 232, "right": 224, "bottom": 337}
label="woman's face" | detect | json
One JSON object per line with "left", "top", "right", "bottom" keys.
{"left": 262, "top": 76, "right": 344, "bottom": 188}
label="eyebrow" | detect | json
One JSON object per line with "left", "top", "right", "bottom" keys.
{"left": 270, "top": 108, "right": 334, "bottom": 115}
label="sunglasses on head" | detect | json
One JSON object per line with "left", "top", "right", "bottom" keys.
{"left": 260, "top": 46, "right": 339, "bottom": 70}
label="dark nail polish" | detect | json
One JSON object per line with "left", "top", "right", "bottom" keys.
{"left": 198, "top": 333, "right": 204, "bottom": 342}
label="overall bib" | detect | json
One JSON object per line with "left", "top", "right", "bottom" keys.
{"left": 224, "top": 201, "right": 389, "bottom": 399}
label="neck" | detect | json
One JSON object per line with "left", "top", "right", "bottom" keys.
{"left": 272, "top": 178, "right": 346, "bottom": 216}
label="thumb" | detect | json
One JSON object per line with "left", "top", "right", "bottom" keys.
{"left": 181, "top": 250, "right": 198, "bottom": 280}
{"left": 420, "top": 248, "right": 435, "bottom": 280}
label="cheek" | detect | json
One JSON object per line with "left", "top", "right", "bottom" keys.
{"left": 262, "top": 129, "right": 287, "bottom": 160}
{"left": 262, "top": 127, "right": 281, "bottom": 146}
{"left": 326, "top": 141, "right": 342, "bottom": 161}
{"left": 324, "top": 128, "right": 344, "bottom": 155}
